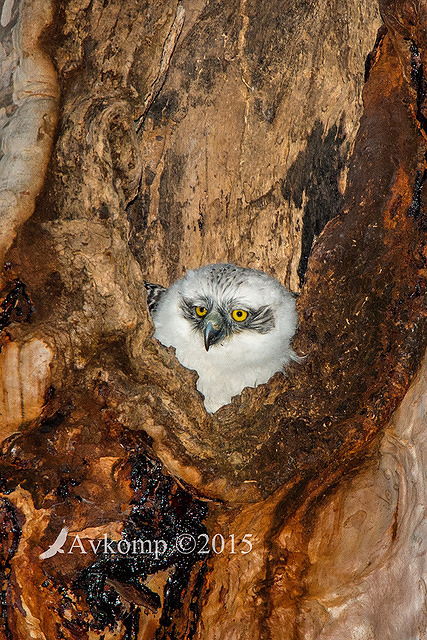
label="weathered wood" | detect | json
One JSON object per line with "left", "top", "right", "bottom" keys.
{"left": 0, "top": 0, "right": 58, "bottom": 269}
{"left": 0, "top": 0, "right": 426, "bottom": 638}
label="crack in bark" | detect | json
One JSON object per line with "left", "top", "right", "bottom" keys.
{"left": 136, "top": 4, "right": 185, "bottom": 132}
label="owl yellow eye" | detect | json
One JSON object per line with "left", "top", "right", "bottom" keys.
{"left": 232, "top": 309, "right": 248, "bottom": 322}
{"left": 195, "top": 306, "right": 208, "bottom": 317}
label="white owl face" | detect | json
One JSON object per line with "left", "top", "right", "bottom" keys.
{"left": 178, "top": 294, "right": 276, "bottom": 350}
{"left": 147, "top": 263, "right": 299, "bottom": 412}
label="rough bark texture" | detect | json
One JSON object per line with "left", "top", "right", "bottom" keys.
{"left": 0, "top": 0, "right": 426, "bottom": 638}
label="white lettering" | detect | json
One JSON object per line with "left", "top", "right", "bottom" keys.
{"left": 154, "top": 539, "right": 167, "bottom": 559}
{"left": 117, "top": 539, "right": 131, "bottom": 554}
{"left": 103, "top": 535, "right": 117, "bottom": 555}
{"left": 68, "top": 534, "right": 87, "bottom": 554}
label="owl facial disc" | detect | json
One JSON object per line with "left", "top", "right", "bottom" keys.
{"left": 146, "top": 263, "right": 299, "bottom": 413}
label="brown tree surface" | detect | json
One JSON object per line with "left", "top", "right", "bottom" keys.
{"left": 0, "top": 0, "right": 426, "bottom": 638}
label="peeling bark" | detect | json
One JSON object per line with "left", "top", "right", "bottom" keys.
{"left": 0, "top": 0, "right": 426, "bottom": 638}
{"left": 0, "top": 0, "right": 59, "bottom": 269}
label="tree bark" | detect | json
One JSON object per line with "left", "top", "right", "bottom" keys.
{"left": 0, "top": 0, "right": 426, "bottom": 639}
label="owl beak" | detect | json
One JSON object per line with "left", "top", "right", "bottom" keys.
{"left": 204, "top": 319, "right": 224, "bottom": 351}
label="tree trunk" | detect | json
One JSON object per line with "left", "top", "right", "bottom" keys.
{"left": 0, "top": 0, "right": 426, "bottom": 638}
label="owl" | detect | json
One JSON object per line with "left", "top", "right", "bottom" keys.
{"left": 144, "top": 264, "right": 299, "bottom": 413}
